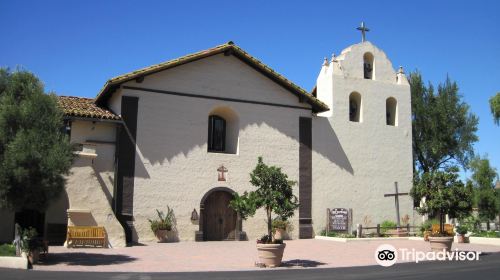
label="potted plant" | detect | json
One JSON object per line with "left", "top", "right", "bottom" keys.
{"left": 456, "top": 225, "right": 469, "bottom": 243}
{"left": 272, "top": 218, "right": 293, "bottom": 240}
{"left": 18, "top": 227, "right": 42, "bottom": 264}
{"left": 411, "top": 167, "right": 473, "bottom": 252}
{"left": 148, "top": 207, "right": 174, "bottom": 242}
{"left": 230, "top": 157, "right": 299, "bottom": 267}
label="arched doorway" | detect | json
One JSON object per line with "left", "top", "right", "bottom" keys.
{"left": 199, "top": 187, "right": 239, "bottom": 241}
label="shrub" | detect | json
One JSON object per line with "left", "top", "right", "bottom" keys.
{"left": 460, "top": 215, "right": 480, "bottom": 233}
{"left": 456, "top": 225, "right": 468, "bottom": 235}
{"left": 319, "top": 230, "right": 355, "bottom": 238}
{"left": 0, "top": 244, "right": 15, "bottom": 256}
{"left": 320, "top": 229, "right": 337, "bottom": 237}
{"left": 257, "top": 234, "right": 283, "bottom": 244}
{"left": 420, "top": 219, "right": 439, "bottom": 233}
{"left": 472, "top": 231, "right": 500, "bottom": 238}
{"left": 337, "top": 233, "right": 356, "bottom": 238}
{"left": 13, "top": 227, "right": 43, "bottom": 254}
{"left": 380, "top": 220, "right": 397, "bottom": 234}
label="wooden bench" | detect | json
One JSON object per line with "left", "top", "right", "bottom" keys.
{"left": 66, "top": 226, "right": 107, "bottom": 248}
{"left": 432, "top": 224, "right": 454, "bottom": 235}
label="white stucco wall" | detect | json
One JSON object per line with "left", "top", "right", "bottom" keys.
{"left": 70, "top": 120, "right": 117, "bottom": 204}
{"left": 65, "top": 156, "right": 126, "bottom": 247}
{"left": 64, "top": 120, "right": 126, "bottom": 247}
{"left": 110, "top": 54, "right": 311, "bottom": 242}
{"left": 336, "top": 41, "right": 399, "bottom": 84}
{"left": 312, "top": 41, "right": 415, "bottom": 235}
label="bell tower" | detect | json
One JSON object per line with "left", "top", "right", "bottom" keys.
{"left": 315, "top": 23, "right": 409, "bottom": 119}
{"left": 311, "top": 23, "right": 413, "bottom": 237}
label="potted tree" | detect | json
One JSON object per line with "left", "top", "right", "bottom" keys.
{"left": 456, "top": 225, "right": 469, "bottom": 243}
{"left": 230, "top": 157, "right": 299, "bottom": 267}
{"left": 148, "top": 207, "right": 174, "bottom": 242}
{"left": 411, "top": 167, "right": 473, "bottom": 252}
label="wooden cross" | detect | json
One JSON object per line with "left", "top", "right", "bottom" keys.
{"left": 356, "top": 22, "right": 370, "bottom": 42}
{"left": 384, "top": 182, "right": 408, "bottom": 228}
{"left": 217, "top": 165, "right": 228, "bottom": 181}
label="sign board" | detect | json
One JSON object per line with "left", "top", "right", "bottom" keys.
{"left": 327, "top": 208, "right": 350, "bottom": 233}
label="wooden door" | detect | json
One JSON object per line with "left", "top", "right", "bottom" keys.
{"left": 204, "top": 191, "right": 236, "bottom": 241}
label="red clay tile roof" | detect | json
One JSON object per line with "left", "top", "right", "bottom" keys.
{"left": 58, "top": 96, "right": 120, "bottom": 120}
{"left": 95, "top": 41, "right": 329, "bottom": 113}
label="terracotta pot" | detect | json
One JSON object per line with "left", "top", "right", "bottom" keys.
{"left": 457, "top": 235, "right": 469, "bottom": 243}
{"left": 155, "top": 230, "right": 169, "bottom": 242}
{"left": 166, "top": 230, "right": 179, "bottom": 242}
{"left": 274, "top": 228, "right": 286, "bottom": 240}
{"left": 429, "top": 236, "right": 453, "bottom": 252}
{"left": 28, "top": 249, "right": 40, "bottom": 264}
{"left": 256, "top": 243, "right": 286, "bottom": 267}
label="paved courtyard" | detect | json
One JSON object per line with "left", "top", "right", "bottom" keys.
{"left": 33, "top": 239, "right": 500, "bottom": 272}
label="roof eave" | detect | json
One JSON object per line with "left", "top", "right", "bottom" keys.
{"left": 64, "top": 115, "right": 122, "bottom": 123}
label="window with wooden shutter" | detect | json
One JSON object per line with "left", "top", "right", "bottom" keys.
{"left": 208, "top": 115, "right": 226, "bottom": 152}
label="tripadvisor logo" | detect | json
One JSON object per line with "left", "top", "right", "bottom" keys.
{"left": 375, "top": 244, "right": 397, "bottom": 267}
{"left": 375, "top": 244, "right": 481, "bottom": 267}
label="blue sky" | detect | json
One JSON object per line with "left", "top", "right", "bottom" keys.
{"left": 1, "top": 0, "right": 498, "bottom": 177}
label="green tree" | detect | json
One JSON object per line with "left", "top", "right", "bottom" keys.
{"left": 470, "top": 155, "right": 498, "bottom": 191}
{"left": 467, "top": 180, "right": 479, "bottom": 208}
{"left": 496, "top": 189, "right": 500, "bottom": 226}
{"left": 477, "top": 189, "right": 498, "bottom": 230}
{"left": 489, "top": 92, "right": 500, "bottom": 125}
{"left": 230, "top": 157, "right": 299, "bottom": 242}
{"left": 0, "top": 68, "right": 73, "bottom": 211}
{"left": 409, "top": 72, "right": 479, "bottom": 173}
{"left": 411, "top": 167, "right": 473, "bottom": 234}
{"left": 469, "top": 155, "right": 499, "bottom": 230}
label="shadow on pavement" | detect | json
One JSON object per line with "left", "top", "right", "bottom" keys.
{"left": 37, "top": 252, "right": 138, "bottom": 266}
{"left": 281, "top": 259, "right": 327, "bottom": 268}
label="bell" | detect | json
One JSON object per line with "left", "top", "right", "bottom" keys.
{"left": 191, "top": 208, "right": 199, "bottom": 221}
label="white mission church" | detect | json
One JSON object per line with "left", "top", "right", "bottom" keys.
{"left": 0, "top": 29, "right": 414, "bottom": 247}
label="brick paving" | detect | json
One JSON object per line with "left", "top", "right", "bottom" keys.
{"left": 33, "top": 239, "right": 500, "bottom": 272}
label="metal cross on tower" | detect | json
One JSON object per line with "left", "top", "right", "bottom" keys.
{"left": 384, "top": 182, "right": 409, "bottom": 228}
{"left": 356, "top": 22, "right": 370, "bottom": 42}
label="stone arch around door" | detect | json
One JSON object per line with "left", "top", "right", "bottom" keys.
{"left": 195, "top": 187, "right": 244, "bottom": 241}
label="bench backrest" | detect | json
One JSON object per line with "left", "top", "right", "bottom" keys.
{"left": 67, "top": 226, "right": 105, "bottom": 238}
